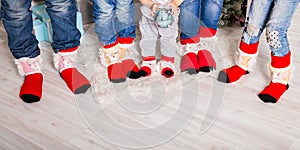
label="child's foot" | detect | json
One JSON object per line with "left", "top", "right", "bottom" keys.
{"left": 218, "top": 43, "right": 258, "bottom": 83}
{"left": 197, "top": 36, "right": 216, "bottom": 72}
{"left": 54, "top": 47, "right": 91, "bottom": 93}
{"left": 15, "top": 55, "right": 43, "bottom": 103}
{"left": 180, "top": 43, "right": 199, "bottom": 75}
{"left": 258, "top": 52, "right": 291, "bottom": 103}
{"left": 160, "top": 60, "right": 175, "bottom": 78}
{"left": 100, "top": 44, "right": 126, "bottom": 83}
{"left": 218, "top": 65, "right": 249, "bottom": 83}
{"left": 198, "top": 50, "right": 216, "bottom": 72}
{"left": 258, "top": 82, "right": 289, "bottom": 103}
{"left": 139, "top": 60, "right": 157, "bottom": 77}
{"left": 119, "top": 43, "right": 140, "bottom": 79}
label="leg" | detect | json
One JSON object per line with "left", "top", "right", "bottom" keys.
{"left": 259, "top": 0, "right": 299, "bottom": 103}
{"left": 179, "top": 0, "right": 201, "bottom": 74}
{"left": 1, "top": 0, "right": 40, "bottom": 59}
{"left": 138, "top": 15, "right": 159, "bottom": 77}
{"left": 47, "top": 0, "right": 90, "bottom": 93}
{"left": 218, "top": 0, "right": 273, "bottom": 83}
{"left": 115, "top": 0, "right": 139, "bottom": 79}
{"left": 93, "top": 0, "right": 118, "bottom": 46}
{"left": 115, "top": 0, "right": 136, "bottom": 43}
{"left": 197, "top": 0, "right": 224, "bottom": 72}
{"left": 159, "top": 16, "right": 179, "bottom": 78}
{"left": 1, "top": 0, "right": 43, "bottom": 103}
{"left": 45, "top": 0, "right": 81, "bottom": 52}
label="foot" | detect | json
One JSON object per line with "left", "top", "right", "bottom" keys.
{"left": 159, "top": 60, "right": 175, "bottom": 78}
{"left": 139, "top": 60, "right": 157, "bottom": 77}
{"left": 258, "top": 82, "right": 289, "bottom": 103}
{"left": 180, "top": 43, "right": 199, "bottom": 75}
{"left": 15, "top": 55, "right": 43, "bottom": 103}
{"left": 54, "top": 47, "right": 91, "bottom": 93}
{"left": 218, "top": 65, "right": 249, "bottom": 83}
{"left": 197, "top": 50, "right": 216, "bottom": 72}
{"left": 99, "top": 44, "right": 126, "bottom": 83}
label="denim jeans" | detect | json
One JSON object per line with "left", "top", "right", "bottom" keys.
{"left": 179, "top": 0, "right": 224, "bottom": 39}
{"left": 241, "top": 0, "right": 299, "bottom": 56}
{"left": 93, "top": 0, "right": 136, "bottom": 46}
{"left": 0, "top": 0, "right": 81, "bottom": 59}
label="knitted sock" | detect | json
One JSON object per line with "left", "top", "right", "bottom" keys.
{"left": 55, "top": 47, "right": 91, "bottom": 94}
{"left": 258, "top": 52, "right": 291, "bottom": 103}
{"left": 258, "top": 82, "right": 289, "bottom": 103}
{"left": 180, "top": 38, "right": 200, "bottom": 75}
{"left": 218, "top": 41, "right": 259, "bottom": 83}
{"left": 15, "top": 56, "right": 43, "bottom": 103}
{"left": 198, "top": 50, "right": 216, "bottom": 72}
{"left": 118, "top": 37, "right": 140, "bottom": 79}
{"left": 139, "top": 56, "right": 156, "bottom": 77}
{"left": 160, "top": 56, "right": 175, "bottom": 78}
{"left": 108, "top": 63, "right": 126, "bottom": 83}
{"left": 20, "top": 73, "right": 43, "bottom": 103}
{"left": 218, "top": 65, "right": 248, "bottom": 83}
{"left": 198, "top": 27, "right": 217, "bottom": 72}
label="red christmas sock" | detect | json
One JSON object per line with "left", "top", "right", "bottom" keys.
{"left": 218, "top": 65, "right": 248, "bottom": 83}
{"left": 198, "top": 27, "right": 217, "bottom": 72}
{"left": 56, "top": 47, "right": 91, "bottom": 94}
{"left": 60, "top": 68, "right": 91, "bottom": 94}
{"left": 20, "top": 73, "right": 43, "bottom": 103}
{"left": 198, "top": 50, "right": 216, "bottom": 72}
{"left": 139, "top": 56, "right": 156, "bottom": 77}
{"left": 161, "top": 56, "right": 175, "bottom": 78}
{"left": 122, "top": 59, "right": 140, "bottom": 79}
{"left": 16, "top": 56, "right": 43, "bottom": 103}
{"left": 108, "top": 63, "right": 126, "bottom": 83}
{"left": 180, "top": 38, "right": 200, "bottom": 75}
{"left": 258, "top": 52, "right": 291, "bottom": 103}
{"left": 258, "top": 82, "right": 289, "bottom": 103}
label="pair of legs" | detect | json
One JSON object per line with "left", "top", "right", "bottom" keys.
{"left": 0, "top": 0, "right": 91, "bottom": 103}
{"left": 93, "top": 0, "right": 139, "bottom": 83}
{"left": 218, "top": 0, "right": 299, "bottom": 103}
{"left": 139, "top": 12, "right": 179, "bottom": 78}
{"left": 179, "top": 0, "right": 224, "bottom": 74}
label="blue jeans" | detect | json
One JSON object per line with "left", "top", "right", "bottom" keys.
{"left": 241, "top": 0, "right": 299, "bottom": 56}
{"left": 93, "top": 0, "right": 136, "bottom": 46}
{"left": 0, "top": 0, "right": 81, "bottom": 59}
{"left": 179, "top": 0, "right": 224, "bottom": 39}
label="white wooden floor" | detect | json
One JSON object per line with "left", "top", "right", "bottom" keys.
{"left": 1, "top": 6, "right": 300, "bottom": 150}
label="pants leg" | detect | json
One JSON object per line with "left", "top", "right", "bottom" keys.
{"left": 139, "top": 15, "right": 159, "bottom": 58}
{"left": 159, "top": 17, "right": 179, "bottom": 59}
{"left": 45, "top": 0, "right": 81, "bottom": 52}
{"left": 179, "top": 0, "right": 201, "bottom": 39}
{"left": 265, "top": 0, "right": 300, "bottom": 57}
{"left": 241, "top": 0, "right": 274, "bottom": 45}
{"left": 115, "top": 0, "right": 136, "bottom": 39}
{"left": 1, "top": 0, "right": 40, "bottom": 59}
{"left": 200, "top": 0, "right": 224, "bottom": 30}
{"left": 93, "top": 0, "right": 118, "bottom": 46}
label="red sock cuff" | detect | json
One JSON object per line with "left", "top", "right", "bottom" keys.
{"left": 142, "top": 56, "right": 156, "bottom": 61}
{"left": 103, "top": 40, "right": 119, "bottom": 49}
{"left": 239, "top": 41, "right": 259, "bottom": 54}
{"left": 180, "top": 36, "right": 200, "bottom": 45}
{"left": 198, "top": 27, "right": 217, "bottom": 38}
{"left": 59, "top": 46, "right": 79, "bottom": 53}
{"left": 271, "top": 51, "right": 291, "bottom": 68}
{"left": 161, "top": 55, "right": 175, "bottom": 63}
{"left": 118, "top": 37, "right": 134, "bottom": 44}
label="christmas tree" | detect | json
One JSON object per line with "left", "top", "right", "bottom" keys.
{"left": 219, "top": 0, "right": 247, "bottom": 27}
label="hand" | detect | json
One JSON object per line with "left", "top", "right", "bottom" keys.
{"left": 166, "top": 1, "right": 179, "bottom": 15}
{"left": 151, "top": 3, "right": 161, "bottom": 17}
